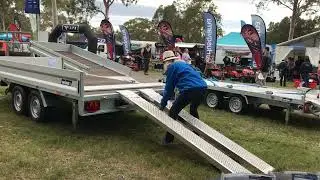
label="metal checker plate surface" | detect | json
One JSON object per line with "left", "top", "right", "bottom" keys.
{"left": 56, "top": 51, "right": 123, "bottom": 76}
{"left": 118, "top": 90, "right": 251, "bottom": 174}
{"left": 139, "top": 88, "right": 274, "bottom": 174}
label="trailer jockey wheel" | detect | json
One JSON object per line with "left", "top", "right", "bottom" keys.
{"left": 28, "top": 91, "right": 46, "bottom": 122}
{"left": 12, "top": 86, "right": 27, "bottom": 115}
{"left": 228, "top": 96, "right": 247, "bottom": 114}
{"left": 205, "top": 91, "right": 221, "bottom": 109}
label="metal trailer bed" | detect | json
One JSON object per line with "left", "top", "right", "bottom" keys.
{"left": 204, "top": 79, "right": 320, "bottom": 124}
{"left": 0, "top": 41, "right": 276, "bottom": 174}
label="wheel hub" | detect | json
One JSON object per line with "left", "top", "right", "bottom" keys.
{"left": 14, "top": 91, "right": 23, "bottom": 111}
{"left": 207, "top": 93, "right": 218, "bottom": 108}
{"left": 229, "top": 97, "right": 242, "bottom": 113}
{"left": 30, "top": 96, "right": 41, "bottom": 119}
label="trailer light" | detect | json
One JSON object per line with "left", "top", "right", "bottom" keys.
{"left": 85, "top": 100, "right": 100, "bottom": 113}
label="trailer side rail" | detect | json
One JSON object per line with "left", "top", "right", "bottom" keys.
{"left": 0, "top": 59, "right": 81, "bottom": 99}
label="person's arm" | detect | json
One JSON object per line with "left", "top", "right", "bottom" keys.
{"left": 140, "top": 48, "right": 144, "bottom": 57}
{"left": 160, "top": 64, "right": 176, "bottom": 109}
{"left": 187, "top": 54, "right": 191, "bottom": 60}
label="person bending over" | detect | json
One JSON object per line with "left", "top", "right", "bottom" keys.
{"left": 160, "top": 50, "right": 207, "bottom": 145}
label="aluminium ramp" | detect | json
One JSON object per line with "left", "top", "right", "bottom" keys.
{"left": 118, "top": 90, "right": 251, "bottom": 174}
{"left": 138, "top": 88, "right": 274, "bottom": 174}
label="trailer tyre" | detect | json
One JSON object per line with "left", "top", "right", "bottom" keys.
{"left": 205, "top": 91, "right": 221, "bottom": 109}
{"left": 228, "top": 96, "right": 247, "bottom": 114}
{"left": 12, "top": 86, "right": 28, "bottom": 115}
{"left": 28, "top": 91, "right": 46, "bottom": 122}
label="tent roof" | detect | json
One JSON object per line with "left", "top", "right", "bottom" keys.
{"left": 217, "top": 32, "right": 248, "bottom": 47}
{"left": 277, "top": 30, "right": 320, "bottom": 46}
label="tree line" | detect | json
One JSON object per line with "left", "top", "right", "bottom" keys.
{"left": 0, "top": 0, "right": 319, "bottom": 44}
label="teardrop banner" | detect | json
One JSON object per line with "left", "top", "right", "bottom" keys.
{"left": 157, "top": 20, "right": 175, "bottom": 50}
{"left": 251, "top": 14, "right": 266, "bottom": 50}
{"left": 203, "top": 11, "right": 217, "bottom": 63}
{"left": 100, "top": 19, "right": 115, "bottom": 60}
{"left": 241, "top": 24, "right": 262, "bottom": 69}
{"left": 119, "top": 25, "right": 131, "bottom": 56}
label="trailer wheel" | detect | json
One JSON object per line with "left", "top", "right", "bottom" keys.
{"left": 28, "top": 91, "right": 45, "bottom": 122}
{"left": 11, "top": 86, "right": 27, "bottom": 115}
{"left": 228, "top": 96, "right": 247, "bottom": 113}
{"left": 205, "top": 91, "right": 221, "bottom": 109}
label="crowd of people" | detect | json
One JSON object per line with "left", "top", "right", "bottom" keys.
{"left": 277, "top": 56, "right": 315, "bottom": 87}
{"left": 119, "top": 44, "right": 319, "bottom": 89}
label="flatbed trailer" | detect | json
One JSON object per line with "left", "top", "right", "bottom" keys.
{"left": 204, "top": 79, "right": 320, "bottom": 124}
{"left": 0, "top": 41, "right": 277, "bottom": 174}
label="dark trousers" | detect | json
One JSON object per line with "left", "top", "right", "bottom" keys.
{"left": 143, "top": 58, "right": 150, "bottom": 73}
{"left": 137, "top": 58, "right": 143, "bottom": 70}
{"left": 280, "top": 72, "right": 287, "bottom": 86}
{"left": 301, "top": 73, "right": 309, "bottom": 87}
{"left": 164, "top": 88, "right": 206, "bottom": 143}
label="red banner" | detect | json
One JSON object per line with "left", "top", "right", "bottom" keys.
{"left": 157, "top": 21, "right": 174, "bottom": 50}
{"left": 241, "top": 24, "right": 262, "bottom": 69}
{"left": 100, "top": 19, "right": 115, "bottom": 60}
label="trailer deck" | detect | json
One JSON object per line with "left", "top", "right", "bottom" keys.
{"left": 0, "top": 41, "right": 278, "bottom": 174}
{"left": 204, "top": 78, "right": 320, "bottom": 123}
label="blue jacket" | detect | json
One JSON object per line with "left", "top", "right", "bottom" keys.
{"left": 160, "top": 61, "right": 207, "bottom": 108}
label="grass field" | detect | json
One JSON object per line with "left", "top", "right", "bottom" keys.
{"left": 0, "top": 80, "right": 320, "bottom": 179}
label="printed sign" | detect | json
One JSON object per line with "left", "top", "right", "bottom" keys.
{"left": 61, "top": 79, "right": 72, "bottom": 86}
{"left": 62, "top": 24, "right": 80, "bottom": 32}
{"left": 24, "top": 0, "right": 40, "bottom": 14}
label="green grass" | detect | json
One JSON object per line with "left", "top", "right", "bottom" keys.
{"left": 0, "top": 80, "right": 319, "bottom": 179}
{"left": 0, "top": 86, "right": 6, "bottom": 96}
{"left": 0, "top": 96, "right": 217, "bottom": 179}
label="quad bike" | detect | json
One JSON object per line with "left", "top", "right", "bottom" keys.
{"left": 228, "top": 66, "right": 255, "bottom": 83}
{"left": 208, "top": 65, "right": 224, "bottom": 80}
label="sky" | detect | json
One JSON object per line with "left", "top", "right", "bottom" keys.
{"left": 90, "top": 0, "right": 293, "bottom": 36}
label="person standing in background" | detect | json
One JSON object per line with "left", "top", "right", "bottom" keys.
{"left": 300, "top": 57, "right": 313, "bottom": 87}
{"left": 204, "top": 52, "right": 215, "bottom": 77}
{"left": 317, "top": 60, "right": 320, "bottom": 89}
{"left": 173, "top": 47, "right": 182, "bottom": 59}
{"left": 259, "top": 47, "right": 271, "bottom": 86}
{"left": 278, "top": 59, "right": 288, "bottom": 87}
{"left": 182, "top": 48, "right": 192, "bottom": 64}
{"left": 287, "top": 57, "right": 295, "bottom": 81}
{"left": 141, "top": 43, "right": 152, "bottom": 75}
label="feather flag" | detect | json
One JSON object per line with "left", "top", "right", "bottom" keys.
{"left": 119, "top": 25, "right": 131, "bottom": 56}
{"left": 157, "top": 20, "right": 175, "bottom": 49}
{"left": 100, "top": 19, "right": 115, "bottom": 60}
{"left": 241, "top": 24, "right": 263, "bottom": 69}
{"left": 251, "top": 14, "right": 266, "bottom": 49}
{"left": 203, "top": 12, "right": 217, "bottom": 63}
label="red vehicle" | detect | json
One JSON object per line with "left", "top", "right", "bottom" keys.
{"left": 0, "top": 41, "right": 9, "bottom": 56}
{"left": 223, "top": 65, "right": 255, "bottom": 83}
{"left": 209, "top": 64, "right": 224, "bottom": 80}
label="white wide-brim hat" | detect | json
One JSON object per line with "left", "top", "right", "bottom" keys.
{"left": 162, "top": 50, "right": 179, "bottom": 62}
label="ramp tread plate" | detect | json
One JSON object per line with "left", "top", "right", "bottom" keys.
{"left": 84, "top": 75, "right": 127, "bottom": 86}
{"left": 118, "top": 90, "right": 251, "bottom": 174}
{"left": 138, "top": 88, "right": 274, "bottom": 174}
{"left": 56, "top": 51, "right": 122, "bottom": 76}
